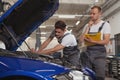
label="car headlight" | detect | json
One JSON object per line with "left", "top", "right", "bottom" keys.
{"left": 52, "top": 70, "right": 89, "bottom": 80}
{"left": 52, "top": 73, "right": 73, "bottom": 80}
{"left": 70, "top": 70, "right": 89, "bottom": 80}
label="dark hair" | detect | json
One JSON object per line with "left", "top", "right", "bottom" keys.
{"left": 54, "top": 20, "right": 66, "bottom": 31}
{"left": 91, "top": 5, "right": 102, "bottom": 12}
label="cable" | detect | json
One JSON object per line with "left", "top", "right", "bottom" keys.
{"left": 2, "top": 23, "right": 28, "bottom": 58}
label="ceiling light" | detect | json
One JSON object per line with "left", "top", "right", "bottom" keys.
{"left": 41, "top": 32, "right": 46, "bottom": 34}
{"left": 40, "top": 26, "right": 46, "bottom": 28}
{"left": 76, "top": 21, "right": 80, "bottom": 25}
{"left": 53, "top": 14, "right": 90, "bottom": 19}
{"left": 69, "top": 29, "right": 72, "bottom": 33}
{"left": 41, "top": 37, "right": 46, "bottom": 40}
{"left": 95, "top": 0, "right": 99, "bottom": 2}
{"left": 58, "top": 15, "right": 75, "bottom": 18}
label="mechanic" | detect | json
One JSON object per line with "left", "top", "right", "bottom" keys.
{"left": 31, "top": 20, "right": 80, "bottom": 68}
{"left": 79, "top": 6, "right": 111, "bottom": 80}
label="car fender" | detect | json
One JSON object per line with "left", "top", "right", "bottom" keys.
{"left": 0, "top": 70, "right": 50, "bottom": 80}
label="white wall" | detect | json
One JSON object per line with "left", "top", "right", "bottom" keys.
{"left": 105, "top": 10, "right": 120, "bottom": 55}
{"left": 42, "top": 38, "right": 59, "bottom": 50}
{"left": 17, "top": 37, "right": 59, "bottom": 51}
{"left": 17, "top": 37, "right": 36, "bottom": 51}
{"left": 107, "top": 11, "right": 120, "bottom": 38}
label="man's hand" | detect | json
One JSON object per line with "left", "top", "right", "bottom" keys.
{"left": 88, "top": 20, "right": 94, "bottom": 27}
{"left": 31, "top": 48, "right": 38, "bottom": 53}
{"left": 84, "top": 37, "right": 94, "bottom": 43}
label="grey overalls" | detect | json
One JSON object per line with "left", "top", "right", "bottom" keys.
{"left": 58, "top": 33, "right": 80, "bottom": 68}
{"left": 80, "top": 22, "right": 106, "bottom": 80}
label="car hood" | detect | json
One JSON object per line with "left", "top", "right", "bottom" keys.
{"left": 0, "top": 0, "right": 59, "bottom": 51}
{"left": 0, "top": 56, "right": 70, "bottom": 79}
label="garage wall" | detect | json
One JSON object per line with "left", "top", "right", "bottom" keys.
{"left": 107, "top": 11, "right": 120, "bottom": 38}
{"left": 105, "top": 10, "right": 120, "bottom": 55}
{"left": 17, "top": 37, "right": 59, "bottom": 51}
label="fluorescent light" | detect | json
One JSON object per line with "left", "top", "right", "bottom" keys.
{"left": 69, "top": 29, "right": 72, "bottom": 33}
{"left": 58, "top": 15, "right": 75, "bottom": 18}
{"left": 40, "top": 26, "right": 46, "bottom": 28}
{"left": 76, "top": 21, "right": 80, "bottom": 25}
{"left": 41, "top": 32, "right": 46, "bottom": 34}
{"left": 53, "top": 14, "right": 90, "bottom": 19}
{"left": 95, "top": 0, "right": 99, "bottom": 2}
{"left": 41, "top": 37, "right": 46, "bottom": 40}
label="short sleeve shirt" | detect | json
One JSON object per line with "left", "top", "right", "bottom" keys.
{"left": 83, "top": 20, "right": 111, "bottom": 40}
{"left": 60, "top": 32, "right": 77, "bottom": 47}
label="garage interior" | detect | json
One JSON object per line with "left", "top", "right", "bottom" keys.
{"left": 1, "top": 0, "right": 120, "bottom": 80}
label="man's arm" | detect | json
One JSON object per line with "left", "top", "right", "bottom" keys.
{"left": 38, "top": 30, "right": 55, "bottom": 51}
{"left": 79, "top": 25, "right": 90, "bottom": 42}
{"left": 37, "top": 44, "right": 65, "bottom": 54}
{"left": 84, "top": 34, "right": 110, "bottom": 45}
{"left": 84, "top": 21, "right": 111, "bottom": 45}
{"left": 31, "top": 30, "right": 55, "bottom": 53}
{"left": 38, "top": 38, "right": 53, "bottom": 51}
{"left": 79, "top": 20, "right": 93, "bottom": 43}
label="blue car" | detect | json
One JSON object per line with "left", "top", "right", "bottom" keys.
{"left": 0, "top": 0, "right": 95, "bottom": 80}
{"left": 0, "top": 0, "right": 73, "bottom": 80}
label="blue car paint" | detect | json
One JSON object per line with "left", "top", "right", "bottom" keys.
{"left": 0, "top": 56, "right": 70, "bottom": 80}
{"left": 0, "top": 0, "right": 23, "bottom": 23}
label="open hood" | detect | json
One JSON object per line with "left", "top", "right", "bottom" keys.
{"left": 0, "top": 0, "right": 59, "bottom": 51}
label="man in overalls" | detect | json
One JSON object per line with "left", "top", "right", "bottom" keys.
{"left": 31, "top": 20, "right": 80, "bottom": 68}
{"left": 79, "top": 6, "right": 111, "bottom": 80}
